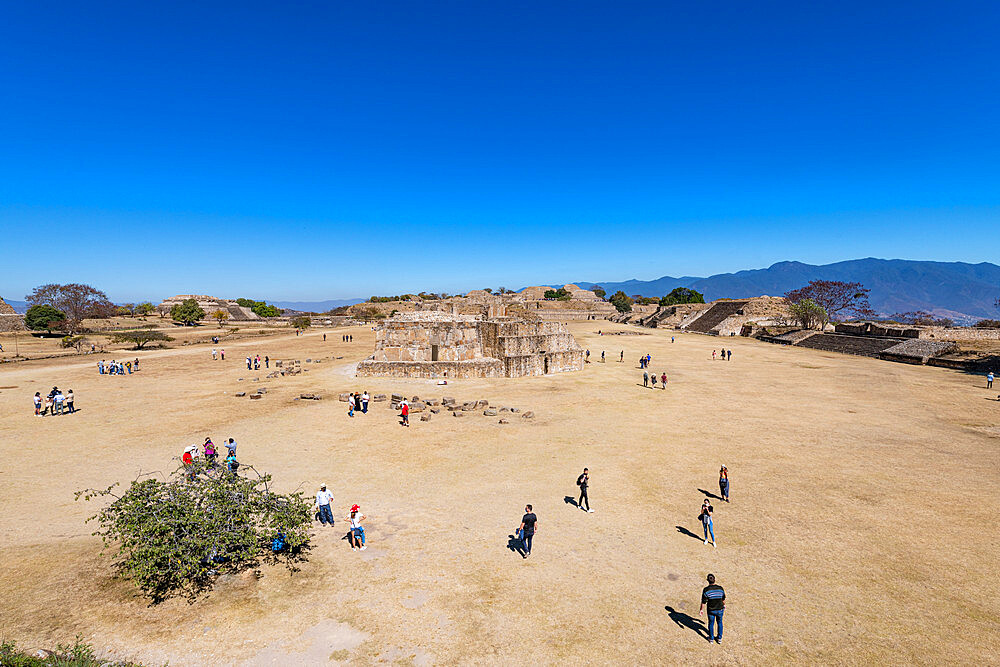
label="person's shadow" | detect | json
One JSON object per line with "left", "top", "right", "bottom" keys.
{"left": 675, "top": 525, "right": 703, "bottom": 541}
{"left": 564, "top": 496, "right": 579, "bottom": 508}
{"left": 698, "top": 488, "right": 722, "bottom": 501}
{"left": 507, "top": 534, "right": 525, "bottom": 557}
{"left": 664, "top": 605, "right": 709, "bottom": 639}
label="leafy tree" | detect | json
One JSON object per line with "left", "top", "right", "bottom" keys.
{"left": 109, "top": 329, "right": 174, "bottom": 349}
{"left": 609, "top": 290, "right": 633, "bottom": 313}
{"left": 115, "top": 305, "right": 132, "bottom": 317}
{"left": 252, "top": 302, "right": 280, "bottom": 318}
{"left": 591, "top": 286, "right": 606, "bottom": 300}
{"left": 77, "top": 461, "right": 312, "bottom": 603}
{"left": 636, "top": 296, "right": 659, "bottom": 305}
{"left": 497, "top": 286, "right": 509, "bottom": 295}
{"left": 25, "top": 283, "right": 115, "bottom": 332}
{"left": 61, "top": 335, "right": 90, "bottom": 353}
{"left": 211, "top": 309, "right": 230, "bottom": 326}
{"left": 659, "top": 287, "right": 706, "bottom": 306}
{"left": 788, "top": 299, "right": 827, "bottom": 329}
{"left": 785, "top": 280, "right": 871, "bottom": 328}
{"left": 290, "top": 315, "right": 311, "bottom": 329}
{"left": 170, "top": 299, "right": 206, "bottom": 325}
{"left": 544, "top": 288, "right": 571, "bottom": 300}
{"left": 483, "top": 287, "right": 493, "bottom": 293}
{"left": 24, "top": 304, "right": 67, "bottom": 332}
{"left": 136, "top": 301, "right": 156, "bottom": 317}
{"left": 974, "top": 319, "right": 1000, "bottom": 328}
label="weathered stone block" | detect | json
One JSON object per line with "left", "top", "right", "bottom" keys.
{"left": 372, "top": 394, "right": 387, "bottom": 402}
{"left": 420, "top": 414, "right": 431, "bottom": 422}
{"left": 484, "top": 408, "right": 498, "bottom": 416}
{"left": 521, "top": 411, "right": 534, "bottom": 419}
{"left": 498, "top": 418, "right": 509, "bottom": 424}
{"left": 339, "top": 393, "right": 350, "bottom": 402}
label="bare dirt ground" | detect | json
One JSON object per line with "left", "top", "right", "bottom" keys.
{"left": 1, "top": 322, "right": 998, "bottom": 665}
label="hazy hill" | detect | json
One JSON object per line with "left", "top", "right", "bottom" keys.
{"left": 579, "top": 258, "right": 1000, "bottom": 322}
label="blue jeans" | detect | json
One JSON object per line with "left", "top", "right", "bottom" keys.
{"left": 522, "top": 532, "right": 533, "bottom": 554}
{"left": 720, "top": 479, "right": 729, "bottom": 498}
{"left": 707, "top": 609, "right": 723, "bottom": 640}
{"left": 318, "top": 504, "right": 334, "bottom": 525}
{"left": 703, "top": 519, "right": 714, "bottom": 541}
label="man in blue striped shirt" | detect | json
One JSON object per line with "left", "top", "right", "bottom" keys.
{"left": 699, "top": 573, "right": 726, "bottom": 644}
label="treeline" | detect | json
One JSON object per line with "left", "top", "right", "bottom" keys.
{"left": 235, "top": 298, "right": 281, "bottom": 317}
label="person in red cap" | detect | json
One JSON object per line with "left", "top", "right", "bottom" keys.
{"left": 347, "top": 505, "right": 367, "bottom": 551}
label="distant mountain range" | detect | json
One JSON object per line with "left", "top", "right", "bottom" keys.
{"left": 270, "top": 298, "right": 365, "bottom": 312}
{"left": 577, "top": 258, "right": 1000, "bottom": 323}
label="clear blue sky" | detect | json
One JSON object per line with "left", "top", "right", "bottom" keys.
{"left": 1, "top": 1, "right": 998, "bottom": 302}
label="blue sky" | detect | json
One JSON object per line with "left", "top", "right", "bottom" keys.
{"left": 1, "top": 1, "right": 998, "bottom": 302}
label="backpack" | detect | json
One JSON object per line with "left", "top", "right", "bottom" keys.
{"left": 577, "top": 474, "right": 585, "bottom": 486}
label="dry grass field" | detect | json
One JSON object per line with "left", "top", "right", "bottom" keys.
{"left": 1, "top": 322, "right": 998, "bottom": 665}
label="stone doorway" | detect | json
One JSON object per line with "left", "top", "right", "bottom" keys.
{"left": 431, "top": 344, "right": 439, "bottom": 362}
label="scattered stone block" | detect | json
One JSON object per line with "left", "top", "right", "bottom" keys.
{"left": 498, "top": 418, "right": 509, "bottom": 424}
{"left": 521, "top": 411, "right": 534, "bottom": 419}
{"left": 250, "top": 394, "right": 262, "bottom": 400}
{"left": 339, "top": 393, "right": 350, "bottom": 402}
{"left": 410, "top": 401, "right": 426, "bottom": 412}
{"left": 427, "top": 398, "right": 441, "bottom": 406}
{"left": 420, "top": 414, "right": 431, "bottom": 422}
{"left": 411, "top": 395, "right": 420, "bottom": 402}
{"left": 430, "top": 408, "right": 441, "bottom": 414}
{"left": 306, "top": 358, "right": 312, "bottom": 362}
{"left": 453, "top": 411, "right": 465, "bottom": 417}
{"left": 275, "top": 360, "right": 283, "bottom": 367}
{"left": 235, "top": 392, "right": 246, "bottom": 397}
{"left": 300, "top": 393, "right": 315, "bottom": 400}
{"left": 256, "top": 388, "right": 267, "bottom": 394}
{"left": 499, "top": 407, "right": 511, "bottom": 413}
{"left": 484, "top": 408, "right": 498, "bottom": 416}
{"left": 510, "top": 407, "right": 520, "bottom": 413}
{"left": 442, "top": 396, "right": 456, "bottom": 405}
{"left": 373, "top": 394, "right": 387, "bottom": 402}
{"left": 391, "top": 393, "right": 404, "bottom": 403}
{"left": 476, "top": 400, "right": 489, "bottom": 408}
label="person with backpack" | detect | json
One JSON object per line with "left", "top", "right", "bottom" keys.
{"left": 576, "top": 468, "right": 593, "bottom": 512}
{"left": 226, "top": 453, "right": 240, "bottom": 475}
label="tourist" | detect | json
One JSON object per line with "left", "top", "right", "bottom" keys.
{"left": 220, "top": 349, "right": 225, "bottom": 360}
{"left": 601, "top": 350, "right": 605, "bottom": 363}
{"left": 643, "top": 371, "right": 649, "bottom": 387}
{"left": 699, "top": 574, "right": 726, "bottom": 644}
{"left": 586, "top": 349, "right": 590, "bottom": 363}
{"left": 134, "top": 357, "right": 139, "bottom": 370}
{"left": 517, "top": 504, "right": 537, "bottom": 558}
{"left": 348, "top": 393, "right": 356, "bottom": 417}
{"left": 246, "top": 356, "right": 252, "bottom": 370}
{"left": 400, "top": 399, "right": 409, "bottom": 427}
{"left": 42, "top": 393, "right": 53, "bottom": 416}
{"left": 182, "top": 446, "right": 195, "bottom": 466}
{"left": 126, "top": 360, "right": 132, "bottom": 374}
{"left": 254, "top": 355, "right": 260, "bottom": 370}
{"left": 33, "top": 392, "right": 41, "bottom": 416}
{"left": 646, "top": 354, "right": 651, "bottom": 367}
{"left": 719, "top": 466, "right": 729, "bottom": 502}
{"left": 576, "top": 468, "right": 593, "bottom": 512}
{"left": 660, "top": 372, "right": 667, "bottom": 387}
{"left": 323, "top": 333, "right": 326, "bottom": 342}
{"left": 671, "top": 336, "right": 675, "bottom": 343}
{"left": 651, "top": 374, "right": 657, "bottom": 388}
{"left": 315, "top": 484, "right": 335, "bottom": 526}
{"left": 53, "top": 389, "right": 65, "bottom": 415}
{"left": 720, "top": 348, "right": 726, "bottom": 361}
{"left": 225, "top": 438, "right": 238, "bottom": 457}
{"left": 620, "top": 350, "right": 624, "bottom": 362}
{"left": 712, "top": 350, "right": 717, "bottom": 360}
{"left": 65, "top": 389, "right": 75, "bottom": 414}
{"left": 700, "top": 498, "right": 716, "bottom": 547}
{"left": 98, "top": 360, "right": 105, "bottom": 374}
{"left": 349, "top": 335, "right": 353, "bottom": 342}
{"left": 726, "top": 349, "right": 731, "bottom": 361}
{"left": 226, "top": 453, "right": 240, "bottom": 475}
{"left": 212, "top": 348, "right": 217, "bottom": 360}
{"left": 361, "top": 390, "right": 369, "bottom": 414}
{"left": 347, "top": 504, "right": 366, "bottom": 550}
{"left": 988, "top": 371, "right": 994, "bottom": 389}
{"left": 204, "top": 438, "right": 217, "bottom": 462}
{"left": 264, "top": 356, "right": 269, "bottom": 368}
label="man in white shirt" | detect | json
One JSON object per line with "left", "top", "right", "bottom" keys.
{"left": 361, "top": 391, "right": 370, "bottom": 414}
{"left": 316, "top": 484, "right": 335, "bottom": 526}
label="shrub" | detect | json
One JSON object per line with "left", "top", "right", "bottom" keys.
{"left": 24, "top": 304, "right": 67, "bottom": 332}
{"left": 109, "top": 330, "right": 174, "bottom": 350}
{"left": 974, "top": 319, "right": 1000, "bottom": 328}
{"left": 170, "top": 299, "right": 206, "bottom": 325}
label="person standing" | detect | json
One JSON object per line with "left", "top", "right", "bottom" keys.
{"left": 699, "top": 574, "right": 726, "bottom": 644}
{"left": 712, "top": 350, "right": 717, "bottom": 360}
{"left": 134, "top": 357, "right": 139, "bottom": 370}
{"left": 315, "top": 484, "right": 335, "bottom": 526}
{"left": 400, "top": 399, "right": 409, "bottom": 427}
{"left": 726, "top": 349, "right": 732, "bottom": 361}
{"left": 671, "top": 336, "right": 674, "bottom": 343}
{"left": 348, "top": 504, "right": 367, "bottom": 550}
{"left": 643, "top": 371, "right": 649, "bottom": 387}
{"left": 620, "top": 350, "right": 624, "bottom": 363}
{"left": 66, "top": 389, "right": 75, "bottom": 414}
{"left": 323, "top": 333, "right": 326, "bottom": 342}
{"left": 264, "top": 356, "right": 269, "bottom": 368}
{"left": 651, "top": 374, "right": 657, "bottom": 388}
{"left": 42, "top": 393, "right": 53, "bottom": 416}
{"left": 361, "top": 390, "right": 370, "bottom": 414}
{"left": 220, "top": 349, "right": 225, "bottom": 361}
{"left": 576, "top": 468, "right": 593, "bottom": 512}
{"left": 33, "top": 392, "right": 41, "bottom": 416}
{"left": 720, "top": 348, "right": 726, "bottom": 361}
{"left": 660, "top": 372, "right": 667, "bottom": 388}
{"left": 585, "top": 349, "right": 590, "bottom": 363}
{"left": 98, "top": 360, "right": 105, "bottom": 374}
{"left": 719, "top": 466, "right": 729, "bottom": 502}
{"left": 212, "top": 348, "right": 217, "bottom": 360}
{"left": 348, "top": 392, "right": 356, "bottom": 417}
{"left": 518, "top": 504, "right": 537, "bottom": 558}
{"left": 601, "top": 350, "right": 605, "bottom": 363}
{"left": 700, "top": 498, "right": 716, "bottom": 547}
{"left": 988, "top": 371, "right": 995, "bottom": 389}
{"left": 225, "top": 438, "right": 238, "bottom": 458}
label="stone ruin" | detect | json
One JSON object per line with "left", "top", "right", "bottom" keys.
{"left": 0, "top": 297, "right": 26, "bottom": 332}
{"left": 158, "top": 295, "right": 262, "bottom": 321}
{"left": 356, "top": 311, "right": 585, "bottom": 378}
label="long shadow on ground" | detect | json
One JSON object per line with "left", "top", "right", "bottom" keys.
{"left": 697, "top": 488, "right": 723, "bottom": 501}
{"left": 564, "top": 496, "right": 579, "bottom": 508}
{"left": 664, "top": 606, "right": 709, "bottom": 639}
{"left": 675, "top": 525, "right": 703, "bottom": 541}
{"left": 507, "top": 534, "right": 525, "bottom": 558}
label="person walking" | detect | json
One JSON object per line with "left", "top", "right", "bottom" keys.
{"left": 726, "top": 349, "right": 732, "bottom": 361}
{"left": 134, "top": 357, "right": 139, "bottom": 370}
{"left": 212, "top": 348, "right": 217, "bottom": 360}
{"left": 98, "top": 360, "right": 104, "bottom": 374}
{"left": 225, "top": 438, "right": 238, "bottom": 458}
{"left": 323, "top": 333, "right": 326, "bottom": 342}
{"left": 33, "top": 392, "right": 41, "bottom": 416}
{"left": 620, "top": 350, "right": 624, "bottom": 363}
{"left": 671, "top": 336, "right": 675, "bottom": 343}
{"left": 65, "top": 389, "right": 75, "bottom": 414}
{"left": 315, "top": 484, "right": 335, "bottom": 526}
{"left": 264, "top": 356, "right": 269, "bottom": 368}
{"left": 220, "top": 349, "right": 225, "bottom": 361}
{"left": 700, "top": 498, "right": 716, "bottom": 547}
{"left": 601, "top": 350, "right": 605, "bottom": 363}
{"left": 719, "top": 466, "right": 729, "bottom": 502}
{"left": 347, "top": 505, "right": 367, "bottom": 550}
{"left": 720, "top": 348, "right": 726, "bottom": 361}
{"left": 254, "top": 355, "right": 260, "bottom": 370}
{"left": 643, "top": 371, "right": 649, "bottom": 387}
{"left": 348, "top": 392, "right": 356, "bottom": 417}
{"left": 246, "top": 356, "right": 252, "bottom": 370}
{"left": 361, "top": 391, "right": 369, "bottom": 414}
{"left": 989, "top": 371, "right": 995, "bottom": 389}
{"left": 660, "top": 372, "right": 667, "bottom": 388}
{"left": 400, "top": 399, "right": 410, "bottom": 427}
{"left": 699, "top": 574, "right": 726, "bottom": 644}
{"left": 518, "top": 504, "right": 537, "bottom": 558}
{"left": 651, "top": 374, "right": 657, "bottom": 389}
{"left": 576, "top": 468, "right": 593, "bottom": 512}
{"left": 712, "top": 350, "right": 717, "bottom": 360}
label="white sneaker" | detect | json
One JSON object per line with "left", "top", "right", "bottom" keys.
{"left": 704, "top": 539, "right": 709, "bottom": 545}
{"left": 712, "top": 542, "right": 717, "bottom": 548}
{"left": 361, "top": 546, "right": 367, "bottom": 551}
{"left": 352, "top": 547, "right": 357, "bottom": 551}
{"left": 587, "top": 509, "right": 594, "bottom": 513}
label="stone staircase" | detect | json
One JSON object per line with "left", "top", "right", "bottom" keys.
{"left": 794, "top": 333, "right": 903, "bottom": 357}
{"left": 683, "top": 301, "right": 749, "bottom": 334}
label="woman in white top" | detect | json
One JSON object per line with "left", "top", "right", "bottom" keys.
{"left": 347, "top": 505, "right": 367, "bottom": 551}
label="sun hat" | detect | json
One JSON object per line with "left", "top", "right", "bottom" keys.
{"left": 351, "top": 504, "right": 360, "bottom": 512}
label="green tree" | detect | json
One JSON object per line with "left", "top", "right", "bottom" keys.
{"left": 290, "top": 315, "right": 311, "bottom": 329}
{"left": 211, "top": 309, "right": 230, "bottom": 327}
{"left": 135, "top": 301, "right": 156, "bottom": 317}
{"left": 77, "top": 461, "right": 312, "bottom": 603}
{"left": 659, "top": 287, "right": 706, "bottom": 306}
{"left": 543, "top": 288, "right": 571, "bottom": 300}
{"left": 25, "top": 283, "right": 115, "bottom": 332}
{"left": 252, "top": 303, "right": 281, "bottom": 318}
{"left": 609, "top": 290, "right": 633, "bottom": 313}
{"left": 788, "top": 299, "right": 827, "bottom": 329}
{"left": 61, "top": 335, "right": 90, "bottom": 352}
{"left": 24, "top": 304, "right": 67, "bottom": 332}
{"left": 591, "top": 286, "right": 606, "bottom": 300}
{"left": 170, "top": 298, "right": 206, "bottom": 325}
{"left": 109, "top": 329, "right": 174, "bottom": 349}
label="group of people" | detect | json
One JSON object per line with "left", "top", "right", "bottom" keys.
{"left": 698, "top": 466, "right": 730, "bottom": 548}
{"left": 181, "top": 437, "right": 240, "bottom": 474}
{"left": 641, "top": 370, "right": 668, "bottom": 388}
{"left": 712, "top": 349, "right": 732, "bottom": 361}
{"left": 33, "top": 386, "right": 75, "bottom": 416}
{"left": 210, "top": 348, "right": 226, "bottom": 361}
{"left": 314, "top": 484, "right": 368, "bottom": 551}
{"left": 245, "top": 355, "right": 269, "bottom": 370}
{"left": 346, "top": 391, "right": 371, "bottom": 417}
{"left": 639, "top": 353, "right": 653, "bottom": 369}
{"left": 98, "top": 358, "right": 138, "bottom": 375}
{"left": 341, "top": 334, "right": 354, "bottom": 342}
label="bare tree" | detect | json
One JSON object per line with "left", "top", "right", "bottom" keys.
{"left": 785, "top": 280, "right": 871, "bottom": 329}
{"left": 26, "top": 283, "right": 115, "bottom": 333}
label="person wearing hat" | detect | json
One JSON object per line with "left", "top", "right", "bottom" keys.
{"left": 315, "top": 484, "right": 335, "bottom": 526}
{"left": 400, "top": 399, "right": 409, "bottom": 427}
{"left": 719, "top": 466, "right": 729, "bottom": 503}
{"left": 347, "top": 505, "right": 367, "bottom": 550}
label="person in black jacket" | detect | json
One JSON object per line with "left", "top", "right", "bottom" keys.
{"left": 576, "top": 468, "right": 593, "bottom": 512}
